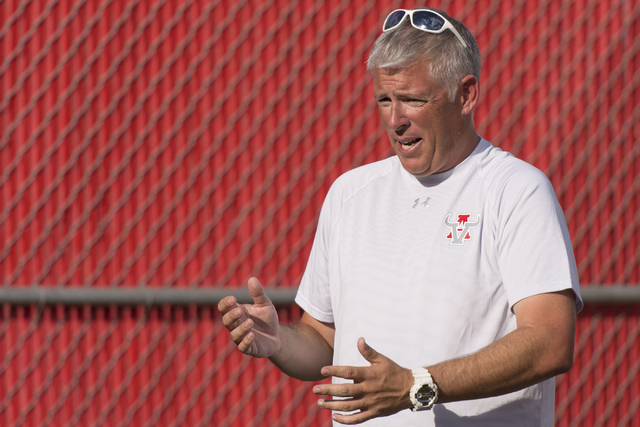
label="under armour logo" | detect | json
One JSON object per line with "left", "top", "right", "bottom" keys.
{"left": 413, "top": 197, "right": 431, "bottom": 208}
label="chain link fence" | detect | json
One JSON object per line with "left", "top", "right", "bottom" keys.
{"left": 1, "top": 0, "right": 639, "bottom": 425}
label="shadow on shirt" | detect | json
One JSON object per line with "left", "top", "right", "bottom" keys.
{"left": 433, "top": 398, "right": 543, "bottom": 427}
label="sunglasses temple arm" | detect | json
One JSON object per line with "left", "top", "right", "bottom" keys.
{"left": 448, "top": 24, "right": 468, "bottom": 48}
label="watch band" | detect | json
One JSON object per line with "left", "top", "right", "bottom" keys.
{"left": 409, "top": 367, "right": 438, "bottom": 411}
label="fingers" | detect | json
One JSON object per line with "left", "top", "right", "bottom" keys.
{"left": 218, "top": 296, "right": 244, "bottom": 333}
{"left": 321, "top": 365, "right": 366, "bottom": 382}
{"left": 318, "top": 338, "right": 388, "bottom": 384}
{"left": 318, "top": 397, "right": 361, "bottom": 412}
{"left": 314, "top": 395, "right": 374, "bottom": 425}
{"left": 220, "top": 304, "right": 245, "bottom": 331}
{"left": 217, "top": 295, "right": 237, "bottom": 315}
{"left": 226, "top": 315, "right": 258, "bottom": 355}
{"left": 357, "top": 337, "right": 383, "bottom": 364}
{"left": 229, "top": 317, "right": 254, "bottom": 342}
{"left": 217, "top": 276, "right": 271, "bottom": 315}
{"left": 217, "top": 277, "right": 282, "bottom": 358}
{"left": 331, "top": 410, "right": 374, "bottom": 425}
{"left": 313, "top": 339, "right": 411, "bottom": 424}
{"left": 314, "top": 382, "right": 363, "bottom": 399}
{"left": 217, "top": 276, "right": 268, "bottom": 331}
{"left": 236, "top": 325, "right": 256, "bottom": 354}
{"left": 247, "top": 277, "right": 272, "bottom": 306}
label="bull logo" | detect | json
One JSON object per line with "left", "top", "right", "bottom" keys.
{"left": 444, "top": 213, "right": 480, "bottom": 245}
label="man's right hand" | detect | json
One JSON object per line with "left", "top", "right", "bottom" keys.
{"left": 218, "top": 277, "right": 281, "bottom": 358}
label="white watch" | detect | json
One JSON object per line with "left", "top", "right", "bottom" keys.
{"left": 409, "top": 368, "right": 438, "bottom": 411}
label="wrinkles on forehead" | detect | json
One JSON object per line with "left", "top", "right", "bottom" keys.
{"left": 373, "top": 63, "right": 448, "bottom": 101}
{"left": 373, "top": 62, "right": 433, "bottom": 85}
{"left": 378, "top": 56, "right": 426, "bottom": 71}
{"left": 376, "top": 66, "right": 405, "bottom": 76}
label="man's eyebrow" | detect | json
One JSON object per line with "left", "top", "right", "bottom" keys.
{"left": 396, "top": 92, "right": 421, "bottom": 99}
{"left": 375, "top": 90, "right": 421, "bottom": 97}
{"left": 394, "top": 91, "right": 430, "bottom": 100}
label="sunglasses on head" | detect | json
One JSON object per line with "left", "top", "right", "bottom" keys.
{"left": 382, "top": 9, "right": 468, "bottom": 48}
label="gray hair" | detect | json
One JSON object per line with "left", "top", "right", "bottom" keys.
{"left": 367, "top": 9, "right": 481, "bottom": 102}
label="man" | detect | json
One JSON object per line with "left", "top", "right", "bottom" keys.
{"left": 219, "top": 8, "right": 582, "bottom": 426}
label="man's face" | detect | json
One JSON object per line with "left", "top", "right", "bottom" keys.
{"left": 373, "top": 63, "right": 467, "bottom": 177}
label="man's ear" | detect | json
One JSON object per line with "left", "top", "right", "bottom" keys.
{"left": 460, "top": 75, "right": 480, "bottom": 115}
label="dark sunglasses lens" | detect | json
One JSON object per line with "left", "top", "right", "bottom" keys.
{"left": 412, "top": 11, "right": 445, "bottom": 31}
{"left": 384, "top": 10, "right": 406, "bottom": 30}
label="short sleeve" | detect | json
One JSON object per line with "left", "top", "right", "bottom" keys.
{"left": 495, "top": 167, "right": 583, "bottom": 313}
{"left": 295, "top": 183, "right": 340, "bottom": 323}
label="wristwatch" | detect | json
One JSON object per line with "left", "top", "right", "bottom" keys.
{"left": 409, "top": 368, "right": 438, "bottom": 411}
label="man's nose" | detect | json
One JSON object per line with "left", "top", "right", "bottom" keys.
{"left": 388, "top": 103, "right": 410, "bottom": 134}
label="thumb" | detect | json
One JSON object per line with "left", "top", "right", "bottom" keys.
{"left": 358, "top": 337, "right": 384, "bottom": 364}
{"left": 247, "top": 277, "right": 272, "bottom": 306}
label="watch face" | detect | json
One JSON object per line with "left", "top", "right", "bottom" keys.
{"left": 416, "top": 384, "right": 436, "bottom": 404}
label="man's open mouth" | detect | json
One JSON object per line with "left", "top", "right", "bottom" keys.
{"left": 397, "top": 138, "right": 421, "bottom": 148}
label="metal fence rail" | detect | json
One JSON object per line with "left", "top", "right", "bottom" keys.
{"left": 0, "top": 286, "right": 639, "bottom": 306}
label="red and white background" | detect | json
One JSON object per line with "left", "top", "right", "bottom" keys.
{"left": 1, "top": 0, "right": 639, "bottom": 425}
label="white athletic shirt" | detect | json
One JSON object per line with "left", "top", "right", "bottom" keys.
{"left": 295, "top": 138, "right": 582, "bottom": 427}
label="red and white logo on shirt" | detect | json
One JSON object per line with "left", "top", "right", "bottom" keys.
{"left": 444, "top": 214, "right": 480, "bottom": 245}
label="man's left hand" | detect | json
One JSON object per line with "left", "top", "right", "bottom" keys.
{"left": 313, "top": 337, "right": 414, "bottom": 424}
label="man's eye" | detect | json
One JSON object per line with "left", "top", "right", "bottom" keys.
{"left": 408, "top": 100, "right": 426, "bottom": 106}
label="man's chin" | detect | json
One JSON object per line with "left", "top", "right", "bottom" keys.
{"left": 398, "top": 156, "right": 431, "bottom": 178}
{"left": 400, "top": 163, "right": 432, "bottom": 178}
